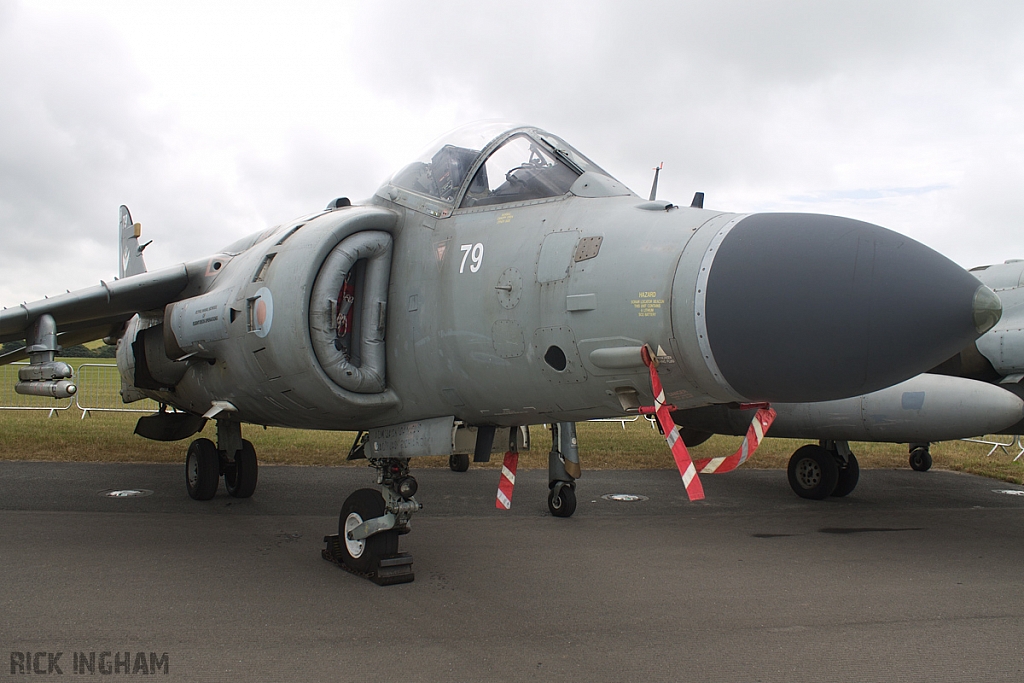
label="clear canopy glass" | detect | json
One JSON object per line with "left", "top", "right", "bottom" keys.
{"left": 388, "top": 121, "right": 523, "bottom": 203}
{"left": 384, "top": 121, "right": 617, "bottom": 208}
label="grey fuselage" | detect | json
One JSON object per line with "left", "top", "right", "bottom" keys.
{"left": 120, "top": 192, "right": 747, "bottom": 430}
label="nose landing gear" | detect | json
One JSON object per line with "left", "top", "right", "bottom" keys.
{"left": 323, "top": 457, "right": 418, "bottom": 585}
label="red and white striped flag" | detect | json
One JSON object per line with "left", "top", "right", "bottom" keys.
{"left": 694, "top": 407, "right": 776, "bottom": 474}
{"left": 641, "top": 346, "right": 705, "bottom": 502}
{"left": 495, "top": 451, "right": 519, "bottom": 510}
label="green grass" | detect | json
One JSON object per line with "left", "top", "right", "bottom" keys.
{"left": 3, "top": 358, "right": 1023, "bottom": 481}
{"left": 1, "top": 404, "right": 1022, "bottom": 485}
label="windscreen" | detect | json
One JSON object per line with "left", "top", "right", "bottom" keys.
{"left": 460, "top": 135, "right": 579, "bottom": 208}
{"left": 388, "top": 121, "right": 521, "bottom": 204}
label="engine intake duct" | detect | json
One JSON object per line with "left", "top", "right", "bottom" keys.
{"left": 309, "top": 231, "right": 393, "bottom": 393}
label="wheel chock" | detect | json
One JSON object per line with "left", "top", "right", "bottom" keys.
{"left": 321, "top": 534, "right": 415, "bottom": 586}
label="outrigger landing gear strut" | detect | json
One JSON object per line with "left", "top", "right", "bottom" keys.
{"left": 548, "top": 422, "right": 581, "bottom": 518}
{"left": 322, "top": 455, "right": 419, "bottom": 585}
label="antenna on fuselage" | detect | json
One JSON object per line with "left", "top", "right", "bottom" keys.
{"left": 648, "top": 162, "right": 663, "bottom": 201}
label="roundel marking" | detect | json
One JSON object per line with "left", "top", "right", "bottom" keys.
{"left": 253, "top": 286, "right": 274, "bottom": 338}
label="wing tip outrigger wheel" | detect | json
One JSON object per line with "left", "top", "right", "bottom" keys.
{"left": 547, "top": 422, "right": 580, "bottom": 518}
{"left": 548, "top": 482, "right": 577, "bottom": 517}
{"left": 909, "top": 444, "right": 933, "bottom": 472}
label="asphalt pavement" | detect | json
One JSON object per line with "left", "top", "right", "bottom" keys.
{"left": 2, "top": 461, "right": 1024, "bottom": 682}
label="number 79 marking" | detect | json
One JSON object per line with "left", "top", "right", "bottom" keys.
{"left": 460, "top": 243, "right": 484, "bottom": 273}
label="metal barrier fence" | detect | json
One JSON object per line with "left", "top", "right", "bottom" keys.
{"left": 75, "top": 363, "right": 159, "bottom": 417}
{"left": 961, "top": 435, "right": 1024, "bottom": 460}
{"left": 589, "top": 416, "right": 642, "bottom": 430}
{"left": 0, "top": 361, "right": 158, "bottom": 417}
{"left": 588, "top": 415, "right": 660, "bottom": 430}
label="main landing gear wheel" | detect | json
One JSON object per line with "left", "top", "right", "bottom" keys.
{"left": 449, "top": 454, "right": 470, "bottom": 472}
{"left": 339, "top": 488, "right": 399, "bottom": 574}
{"left": 831, "top": 452, "right": 860, "bottom": 498}
{"left": 787, "top": 444, "right": 840, "bottom": 500}
{"left": 910, "top": 446, "right": 933, "bottom": 472}
{"left": 224, "top": 439, "right": 258, "bottom": 498}
{"left": 548, "top": 484, "right": 577, "bottom": 517}
{"left": 186, "top": 438, "right": 219, "bottom": 500}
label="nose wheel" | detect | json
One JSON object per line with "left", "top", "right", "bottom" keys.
{"left": 338, "top": 488, "right": 399, "bottom": 573}
{"left": 323, "top": 457, "right": 418, "bottom": 585}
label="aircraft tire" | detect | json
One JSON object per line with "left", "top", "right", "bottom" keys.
{"left": 909, "top": 447, "right": 933, "bottom": 472}
{"left": 831, "top": 452, "right": 860, "bottom": 497}
{"left": 787, "top": 445, "right": 839, "bottom": 500}
{"left": 186, "top": 438, "right": 220, "bottom": 501}
{"left": 225, "top": 440, "right": 258, "bottom": 499}
{"left": 449, "top": 454, "right": 470, "bottom": 472}
{"left": 548, "top": 484, "right": 577, "bottom": 518}
{"left": 339, "top": 488, "right": 399, "bottom": 573}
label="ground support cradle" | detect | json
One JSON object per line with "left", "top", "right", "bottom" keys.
{"left": 321, "top": 534, "right": 414, "bottom": 586}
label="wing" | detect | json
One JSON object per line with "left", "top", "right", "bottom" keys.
{"left": 0, "top": 265, "right": 190, "bottom": 364}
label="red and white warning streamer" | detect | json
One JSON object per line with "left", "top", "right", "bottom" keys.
{"left": 495, "top": 450, "right": 519, "bottom": 510}
{"left": 640, "top": 345, "right": 775, "bottom": 498}
{"left": 640, "top": 345, "right": 705, "bottom": 501}
{"left": 496, "top": 345, "right": 776, "bottom": 508}
{"left": 693, "top": 406, "right": 776, "bottom": 474}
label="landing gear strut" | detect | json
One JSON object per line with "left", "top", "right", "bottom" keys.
{"left": 909, "top": 443, "right": 933, "bottom": 471}
{"left": 786, "top": 440, "right": 859, "bottom": 499}
{"left": 548, "top": 422, "right": 580, "bottom": 517}
{"left": 184, "top": 419, "right": 258, "bottom": 500}
{"left": 324, "top": 457, "right": 418, "bottom": 585}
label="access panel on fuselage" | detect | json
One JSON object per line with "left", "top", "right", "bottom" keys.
{"left": 427, "top": 199, "right": 577, "bottom": 421}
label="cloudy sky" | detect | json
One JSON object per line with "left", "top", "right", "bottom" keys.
{"left": 2, "top": 0, "right": 1023, "bottom": 304}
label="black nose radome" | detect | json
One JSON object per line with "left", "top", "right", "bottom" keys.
{"left": 703, "top": 213, "right": 995, "bottom": 403}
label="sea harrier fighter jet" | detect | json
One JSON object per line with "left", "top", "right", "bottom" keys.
{"left": 0, "top": 122, "right": 1000, "bottom": 581}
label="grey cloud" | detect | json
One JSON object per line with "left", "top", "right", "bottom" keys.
{"left": 3, "top": 0, "right": 1024, "bottom": 307}
{"left": 0, "top": 3, "right": 160, "bottom": 301}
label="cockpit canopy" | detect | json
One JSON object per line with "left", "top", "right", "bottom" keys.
{"left": 379, "top": 122, "right": 625, "bottom": 215}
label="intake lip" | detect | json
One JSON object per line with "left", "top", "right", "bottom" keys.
{"left": 701, "top": 213, "right": 989, "bottom": 404}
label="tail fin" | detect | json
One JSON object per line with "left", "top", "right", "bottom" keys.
{"left": 118, "top": 205, "right": 149, "bottom": 278}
